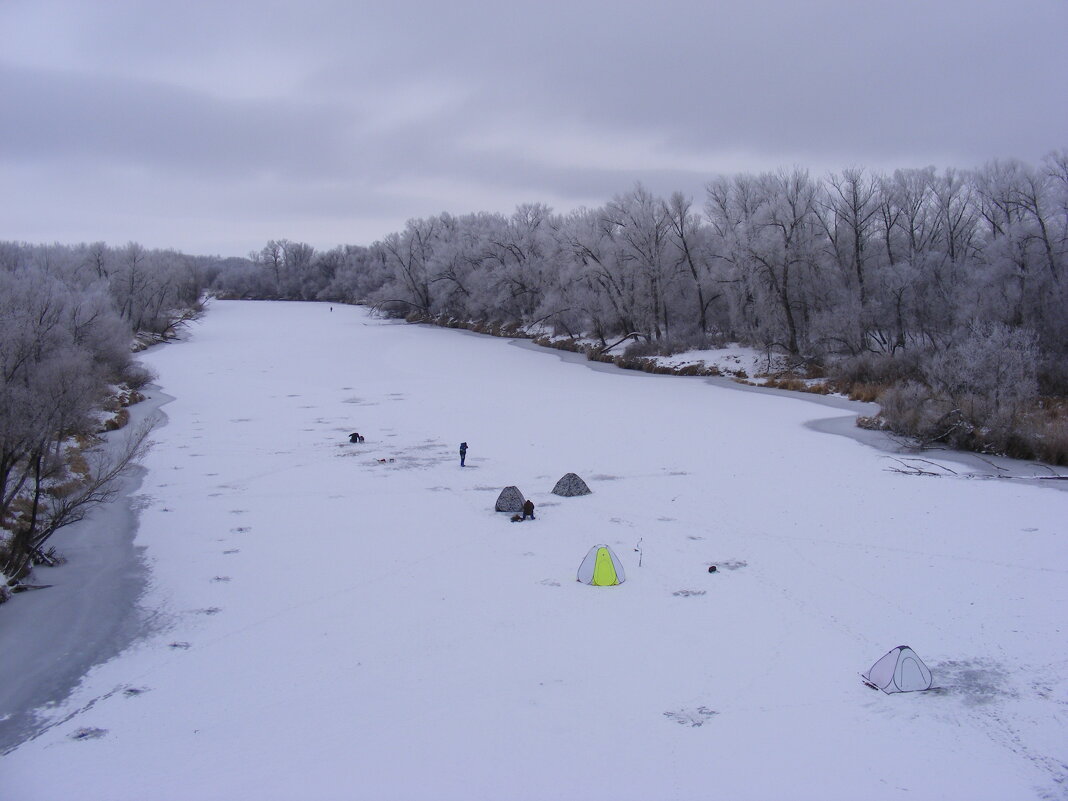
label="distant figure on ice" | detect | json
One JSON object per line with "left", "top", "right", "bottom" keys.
{"left": 522, "top": 499, "right": 535, "bottom": 520}
{"left": 349, "top": 432, "right": 364, "bottom": 443}
{"left": 459, "top": 442, "right": 468, "bottom": 466}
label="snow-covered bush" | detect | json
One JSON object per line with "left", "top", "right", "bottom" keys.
{"left": 831, "top": 350, "right": 919, "bottom": 389}
{"left": 925, "top": 322, "right": 1038, "bottom": 437}
{"left": 120, "top": 362, "right": 157, "bottom": 391}
{"left": 880, "top": 323, "right": 1040, "bottom": 453}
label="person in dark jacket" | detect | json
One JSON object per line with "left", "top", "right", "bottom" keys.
{"left": 459, "top": 442, "right": 468, "bottom": 466}
{"left": 522, "top": 499, "right": 535, "bottom": 520}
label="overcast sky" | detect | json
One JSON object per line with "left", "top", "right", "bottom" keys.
{"left": 2, "top": 0, "right": 1065, "bottom": 257}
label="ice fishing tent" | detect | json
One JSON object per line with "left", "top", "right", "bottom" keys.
{"left": 551, "top": 472, "right": 592, "bottom": 497}
{"left": 577, "top": 544, "right": 626, "bottom": 586}
{"left": 495, "top": 485, "right": 526, "bottom": 513}
{"left": 863, "top": 646, "right": 933, "bottom": 693}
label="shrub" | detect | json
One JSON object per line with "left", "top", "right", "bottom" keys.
{"left": 1013, "top": 405, "right": 1068, "bottom": 465}
{"left": 828, "top": 351, "right": 918, "bottom": 399}
{"left": 878, "top": 381, "right": 949, "bottom": 444}
{"left": 533, "top": 337, "right": 585, "bottom": 354}
{"left": 763, "top": 377, "right": 807, "bottom": 392}
{"left": 845, "top": 382, "right": 888, "bottom": 403}
{"left": 121, "top": 362, "right": 156, "bottom": 390}
{"left": 923, "top": 322, "right": 1039, "bottom": 445}
{"left": 1037, "top": 417, "right": 1068, "bottom": 465}
{"left": 872, "top": 323, "right": 1053, "bottom": 458}
{"left": 856, "top": 415, "right": 888, "bottom": 430}
{"left": 676, "top": 364, "right": 709, "bottom": 376}
{"left": 760, "top": 377, "right": 833, "bottom": 395}
{"left": 67, "top": 446, "right": 91, "bottom": 479}
{"left": 622, "top": 332, "right": 727, "bottom": 360}
{"left": 102, "top": 408, "right": 130, "bottom": 432}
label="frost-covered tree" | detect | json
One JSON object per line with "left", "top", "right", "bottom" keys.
{"left": 1, "top": 241, "right": 207, "bottom": 586}
{"left": 706, "top": 170, "right": 823, "bottom": 355}
{"left": 561, "top": 206, "right": 642, "bottom": 340}
{"left": 202, "top": 151, "right": 1068, "bottom": 458}
{"left": 603, "top": 184, "right": 677, "bottom": 341}
{"left": 0, "top": 265, "right": 142, "bottom": 573}
{"left": 664, "top": 191, "right": 722, "bottom": 338}
{"left": 379, "top": 218, "right": 440, "bottom": 315}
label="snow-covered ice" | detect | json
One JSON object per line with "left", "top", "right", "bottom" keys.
{"left": 2, "top": 300, "right": 1066, "bottom": 800}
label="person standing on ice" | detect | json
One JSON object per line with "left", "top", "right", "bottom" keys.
{"left": 459, "top": 442, "right": 468, "bottom": 466}
{"left": 522, "top": 499, "right": 535, "bottom": 520}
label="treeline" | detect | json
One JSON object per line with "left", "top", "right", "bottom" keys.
{"left": 0, "top": 241, "right": 215, "bottom": 593}
{"left": 214, "top": 154, "right": 1068, "bottom": 463}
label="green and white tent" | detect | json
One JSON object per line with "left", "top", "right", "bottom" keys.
{"left": 576, "top": 544, "right": 625, "bottom": 586}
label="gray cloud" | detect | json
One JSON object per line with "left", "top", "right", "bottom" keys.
{"left": 1, "top": 0, "right": 1064, "bottom": 256}
{"left": 0, "top": 64, "right": 353, "bottom": 178}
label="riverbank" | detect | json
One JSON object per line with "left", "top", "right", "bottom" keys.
{"left": 512, "top": 337, "right": 1068, "bottom": 487}
{"left": 0, "top": 386, "right": 172, "bottom": 753}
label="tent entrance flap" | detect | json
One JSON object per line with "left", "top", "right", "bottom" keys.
{"left": 577, "top": 545, "right": 626, "bottom": 586}
{"left": 593, "top": 548, "right": 617, "bottom": 585}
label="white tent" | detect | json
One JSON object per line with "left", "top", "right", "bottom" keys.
{"left": 576, "top": 544, "right": 626, "bottom": 586}
{"left": 863, "top": 646, "right": 934, "bottom": 694}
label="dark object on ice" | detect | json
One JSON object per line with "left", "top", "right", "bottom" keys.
{"left": 551, "top": 472, "right": 592, "bottom": 496}
{"left": 495, "top": 485, "right": 525, "bottom": 513}
{"left": 510, "top": 514, "right": 523, "bottom": 522}
{"left": 349, "top": 432, "right": 364, "bottom": 443}
{"left": 522, "top": 499, "right": 536, "bottom": 520}
{"left": 459, "top": 441, "right": 468, "bottom": 466}
{"left": 69, "top": 727, "right": 108, "bottom": 741}
{"left": 708, "top": 565, "right": 717, "bottom": 573}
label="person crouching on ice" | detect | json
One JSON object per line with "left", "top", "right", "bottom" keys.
{"left": 522, "top": 499, "right": 535, "bottom": 520}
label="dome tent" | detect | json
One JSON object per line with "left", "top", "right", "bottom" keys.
{"left": 551, "top": 472, "right": 592, "bottom": 497}
{"left": 494, "top": 485, "right": 526, "bottom": 513}
{"left": 576, "top": 544, "right": 625, "bottom": 586}
{"left": 863, "top": 646, "right": 934, "bottom": 693}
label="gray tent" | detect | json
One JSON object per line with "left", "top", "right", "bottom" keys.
{"left": 552, "top": 472, "right": 591, "bottom": 497}
{"left": 495, "top": 485, "right": 526, "bottom": 513}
